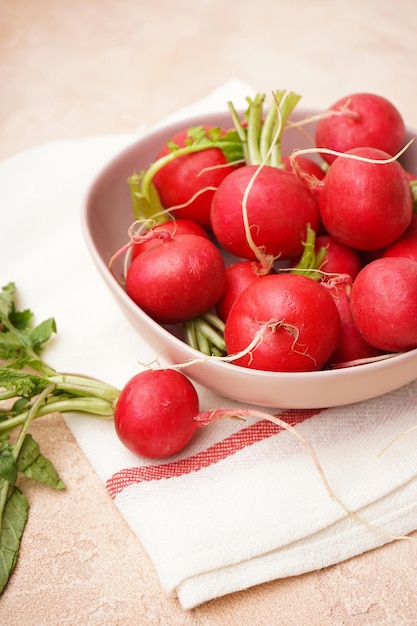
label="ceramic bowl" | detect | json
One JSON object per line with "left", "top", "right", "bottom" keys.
{"left": 81, "top": 108, "right": 417, "bottom": 408}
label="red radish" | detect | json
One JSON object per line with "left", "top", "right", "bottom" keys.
{"left": 152, "top": 127, "right": 241, "bottom": 229}
{"left": 315, "top": 92, "right": 406, "bottom": 165}
{"left": 210, "top": 90, "right": 317, "bottom": 266}
{"left": 358, "top": 220, "right": 417, "bottom": 265}
{"left": 324, "top": 278, "right": 383, "bottom": 366}
{"left": 350, "top": 257, "right": 417, "bottom": 352}
{"left": 382, "top": 228, "right": 417, "bottom": 263}
{"left": 131, "top": 218, "right": 209, "bottom": 260}
{"left": 291, "top": 234, "right": 363, "bottom": 279}
{"left": 224, "top": 273, "right": 341, "bottom": 372}
{"left": 281, "top": 154, "right": 326, "bottom": 183}
{"left": 114, "top": 369, "right": 200, "bottom": 458}
{"left": 317, "top": 147, "right": 413, "bottom": 250}
{"left": 126, "top": 233, "right": 226, "bottom": 324}
{"left": 215, "top": 260, "right": 270, "bottom": 322}
{"left": 406, "top": 214, "right": 417, "bottom": 233}
{"left": 313, "top": 235, "right": 363, "bottom": 279}
{"left": 211, "top": 165, "right": 320, "bottom": 262}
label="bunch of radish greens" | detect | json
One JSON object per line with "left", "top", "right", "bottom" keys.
{"left": 0, "top": 283, "right": 122, "bottom": 594}
{"left": 113, "top": 89, "right": 417, "bottom": 374}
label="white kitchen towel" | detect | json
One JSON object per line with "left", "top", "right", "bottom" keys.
{"left": 1, "top": 80, "right": 417, "bottom": 610}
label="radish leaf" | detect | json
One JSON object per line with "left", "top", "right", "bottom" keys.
{"left": 17, "top": 434, "right": 66, "bottom": 490}
{"left": 0, "top": 282, "right": 56, "bottom": 374}
{"left": 0, "top": 368, "right": 51, "bottom": 399}
{"left": 0, "top": 444, "right": 17, "bottom": 485}
{"left": 167, "top": 126, "right": 244, "bottom": 164}
{"left": 0, "top": 282, "right": 119, "bottom": 594}
{"left": 0, "top": 486, "right": 29, "bottom": 595}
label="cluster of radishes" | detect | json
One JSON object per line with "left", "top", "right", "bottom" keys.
{"left": 115, "top": 90, "right": 417, "bottom": 376}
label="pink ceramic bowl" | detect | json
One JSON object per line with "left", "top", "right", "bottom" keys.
{"left": 81, "top": 109, "right": 417, "bottom": 408}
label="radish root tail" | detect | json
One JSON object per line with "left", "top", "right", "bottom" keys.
{"left": 195, "top": 408, "right": 416, "bottom": 543}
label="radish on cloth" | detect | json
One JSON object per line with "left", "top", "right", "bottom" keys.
{"left": 114, "top": 369, "right": 200, "bottom": 458}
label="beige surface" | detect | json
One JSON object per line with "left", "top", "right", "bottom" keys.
{"left": 1, "top": 1, "right": 417, "bottom": 624}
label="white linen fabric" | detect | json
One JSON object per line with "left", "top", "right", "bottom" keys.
{"left": 1, "top": 81, "right": 416, "bottom": 610}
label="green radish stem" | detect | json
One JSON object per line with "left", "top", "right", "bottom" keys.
{"left": 228, "top": 90, "right": 302, "bottom": 167}
{"left": 48, "top": 372, "right": 120, "bottom": 402}
{"left": 0, "top": 367, "right": 120, "bottom": 437}
{"left": 0, "top": 396, "right": 115, "bottom": 435}
{"left": 127, "top": 173, "right": 168, "bottom": 224}
{"left": 183, "top": 313, "right": 226, "bottom": 357}
{"left": 291, "top": 224, "right": 329, "bottom": 279}
{"left": 169, "top": 318, "right": 301, "bottom": 370}
{"left": 410, "top": 180, "right": 417, "bottom": 210}
{"left": 0, "top": 371, "right": 119, "bottom": 404}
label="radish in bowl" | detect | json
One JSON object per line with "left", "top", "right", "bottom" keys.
{"left": 81, "top": 92, "right": 417, "bottom": 409}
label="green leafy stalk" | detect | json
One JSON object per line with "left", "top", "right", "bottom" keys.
{"left": 291, "top": 224, "right": 328, "bottom": 280}
{"left": 47, "top": 373, "right": 120, "bottom": 402}
{"left": 244, "top": 93, "right": 266, "bottom": 165}
{"left": 0, "top": 283, "right": 56, "bottom": 375}
{"left": 228, "top": 89, "right": 302, "bottom": 168}
{"left": 17, "top": 434, "right": 66, "bottom": 489}
{"left": 127, "top": 172, "right": 168, "bottom": 224}
{"left": 0, "top": 369, "right": 119, "bottom": 405}
{"left": 0, "top": 396, "right": 115, "bottom": 437}
{"left": 183, "top": 313, "right": 226, "bottom": 357}
{"left": 0, "top": 444, "right": 17, "bottom": 485}
{"left": 410, "top": 179, "right": 417, "bottom": 212}
{"left": 0, "top": 368, "right": 53, "bottom": 400}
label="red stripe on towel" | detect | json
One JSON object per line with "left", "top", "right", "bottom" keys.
{"left": 106, "top": 408, "right": 323, "bottom": 499}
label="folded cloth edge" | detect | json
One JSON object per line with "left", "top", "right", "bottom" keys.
{"left": 175, "top": 477, "right": 417, "bottom": 609}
